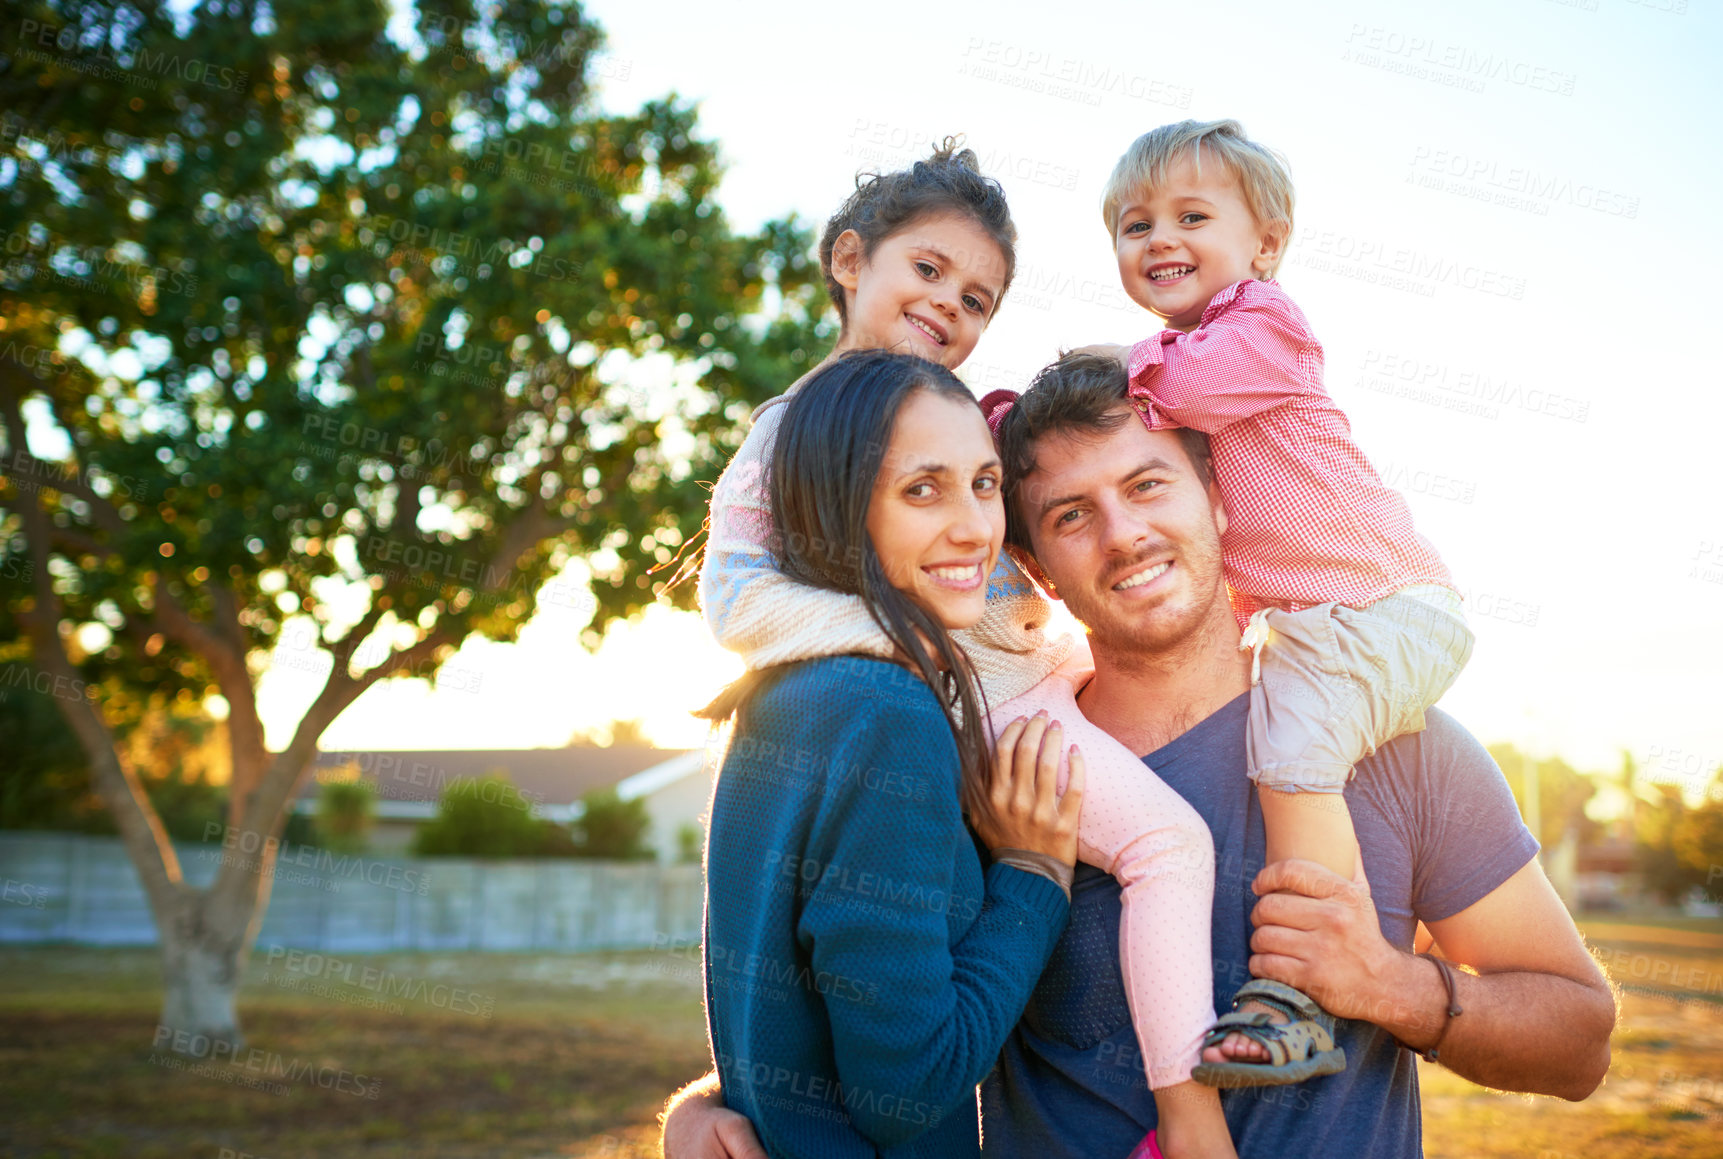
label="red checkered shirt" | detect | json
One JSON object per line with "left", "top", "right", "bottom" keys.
{"left": 1126, "top": 277, "right": 1454, "bottom": 619}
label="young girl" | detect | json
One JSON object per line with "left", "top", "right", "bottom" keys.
{"left": 700, "top": 351, "right": 1082, "bottom": 1156}
{"left": 699, "top": 142, "right": 1240, "bottom": 1158}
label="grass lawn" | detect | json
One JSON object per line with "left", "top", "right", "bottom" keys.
{"left": 0, "top": 946, "right": 709, "bottom": 1158}
{"left": 1419, "top": 915, "right": 1723, "bottom": 1158}
{"left": 1, "top": 913, "right": 1719, "bottom": 1157}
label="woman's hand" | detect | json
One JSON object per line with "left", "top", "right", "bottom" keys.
{"left": 970, "top": 712, "right": 1084, "bottom": 867}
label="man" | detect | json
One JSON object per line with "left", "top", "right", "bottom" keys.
{"left": 663, "top": 354, "right": 1614, "bottom": 1156}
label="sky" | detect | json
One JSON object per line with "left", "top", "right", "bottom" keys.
{"left": 276, "top": 0, "right": 1723, "bottom": 794}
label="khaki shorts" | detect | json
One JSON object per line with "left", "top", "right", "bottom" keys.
{"left": 1245, "top": 585, "right": 1475, "bottom": 793}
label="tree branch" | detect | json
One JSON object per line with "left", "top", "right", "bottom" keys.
{"left": 0, "top": 379, "right": 182, "bottom": 915}
{"left": 143, "top": 575, "right": 270, "bottom": 823}
{"left": 0, "top": 450, "right": 129, "bottom": 536}
{"left": 211, "top": 583, "right": 270, "bottom": 825}
{"left": 211, "top": 486, "right": 569, "bottom": 907}
{"left": 49, "top": 526, "right": 112, "bottom": 558}
{"left": 212, "top": 624, "right": 457, "bottom": 912}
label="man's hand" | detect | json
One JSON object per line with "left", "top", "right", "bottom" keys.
{"left": 1249, "top": 855, "right": 1616, "bottom": 1101}
{"left": 660, "top": 1073, "right": 767, "bottom": 1159}
{"left": 1245, "top": 858, "right": 1415, "bottom": 1027}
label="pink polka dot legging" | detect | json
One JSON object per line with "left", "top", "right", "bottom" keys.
{"left": 989, "top": 649, "right": 1217, "bottom": 1089}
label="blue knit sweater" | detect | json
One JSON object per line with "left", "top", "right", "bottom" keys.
{"left": 704, "top": 655, "right": 1070, "bottom": 1158}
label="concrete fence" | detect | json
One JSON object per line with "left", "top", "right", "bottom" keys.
{"left": 0, "top": 831, "right": 703, "bottom": 952}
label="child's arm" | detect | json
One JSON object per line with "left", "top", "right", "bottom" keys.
{"left": 702, "top": 402, "right": 1075, "bottom": 691}
{"left": 991, "top": 656, "right": 1217, "bottom": 1090}
{"left": 1124, "top": 279, "right": 1323, "bottom": 434}
{"left": 698, "top": 402, "right": 899, "bottom": 668}
{"left": 955, "top": 554, "right": 1075, "bottom": 707}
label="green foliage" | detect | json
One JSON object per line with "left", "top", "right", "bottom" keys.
{"left": 675, "top": 821, "right": 702, "bottom": 863}
{"left": 567, "top": 717, "right": 652, "bottom": 747}
{"left": 568, "top": 786, "right": 651, "bottom": 860}
{"left": 313, "top": 765, "right": 375, "bottom": 853}
{"left": 1635, "top": 783, "right": 1701, "bottom": 903}
{"left": 412, "top": 772, "right": 558, "bottom": 858}
{"left": 1490, "top": 743, "right": 1602, "bottom": 851}
{"left": 0, "top": 0, "right": 828, "bottom": 755}
{"left": 1670, "top": 789, "right": 1723, "bottom": 889}
{"left": 0, "top": 662, "right": 101, "bottom": 831}
{"left": 144, "top": 767, "right": 227, "bottom": 843}
{"left": 0, "top": 662, "right": 224, "bottom": 839}
{"left": 1629, "top": 753, "right": 1723, "bottom": 903}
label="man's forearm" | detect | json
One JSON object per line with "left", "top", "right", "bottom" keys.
{"left": 1367, "top": 951, "right": 1614, "bottom": 1100}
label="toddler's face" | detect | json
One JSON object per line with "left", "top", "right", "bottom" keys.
{"left": 1112, "top": 152, "right": 1281, "bottom": 332}
{"left": 835, "top": 211, "right": 1007, "bottom": 369}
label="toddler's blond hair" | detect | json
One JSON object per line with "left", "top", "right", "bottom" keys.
{"left": 1101, "top": 119, "right": 1294, "bottom": 278}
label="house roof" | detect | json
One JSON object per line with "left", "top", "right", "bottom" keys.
{"left": 296, "top": 746, "right": 697, "bottom": 811}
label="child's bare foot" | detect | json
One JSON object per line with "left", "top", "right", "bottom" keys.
{"left": 1191, "top": 979, "right": 1347, "bottom": 1088}
{"left": 1200, "top": 998, "right": 1279, "bottom": 1064}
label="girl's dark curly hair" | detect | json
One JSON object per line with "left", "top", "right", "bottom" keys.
{"left": 818, "top": 136, "right": 1017, "bottom": 327}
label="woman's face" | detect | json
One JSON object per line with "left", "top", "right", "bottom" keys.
{"left": 865, "top": 389, "right": 1005, "bottom": 630}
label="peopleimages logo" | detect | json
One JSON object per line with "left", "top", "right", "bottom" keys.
{"left": 261, "top": 947, "right": 494, "bottom": 1018}
{"left": 200, "top": 823, "right": 433, "bottom": 895}
{"left": 714, "top": 1050, "right": 943, "bottom": 1130}
{"left": 150, "top": 1025, "right": 381, "bottom": 1099}
{"left": 18, "top": 19, "right": 251, "bottom": 93}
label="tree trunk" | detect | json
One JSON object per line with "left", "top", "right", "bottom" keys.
{"left": 156, "top": 891, "right": 249, "bottom": 1051}
{"left": 154, "top": 852, "right": 276, "bottom": 1052}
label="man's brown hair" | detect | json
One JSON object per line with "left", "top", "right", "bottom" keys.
{"left": 995, "top": 352, "right": 1212, "bottom": 551}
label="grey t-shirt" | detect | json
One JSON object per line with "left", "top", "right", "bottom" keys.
{"left": 980, "top": 695, "right": 1538, "bottom": 1157}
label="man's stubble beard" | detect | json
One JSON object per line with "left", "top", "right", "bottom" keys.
{"left": 1059, "top": 528, "right": 1233, "bottom": 677}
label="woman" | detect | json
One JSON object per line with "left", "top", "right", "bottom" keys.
{"left": 699, "top": 350, "right": 1085, "bottom": 1157}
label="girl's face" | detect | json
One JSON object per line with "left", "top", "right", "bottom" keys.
{"left": 865, "top": 389, "right": 1005, "bottom": 631}
{"left": 830, "top": 212, "right": 1008, "bottom": 369}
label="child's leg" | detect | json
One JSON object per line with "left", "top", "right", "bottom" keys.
{"left": 991, "top": 656, "right": 1234, "bottom": 1156}
{"left": 1258, "top": 785, "right": 1357, "bottom": 878}
{"left": 1255, "top": 587, "right": 1472, "bottom": 879}
{"left": 1151, "top": 1082, "right": 1237, "bottom": 1158}
{"left": 1211, "top": 593, "right": 1473, "bottom": 1064}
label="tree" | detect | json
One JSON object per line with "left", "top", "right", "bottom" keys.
{"left": 0, "top": 661, "right": 103, "bottom": 831}
{"left": 568, "top": 785, "right": 651, "bottom": 860}
{"left": 1491, "top": 743, "right": 1601, "bottom": 853}
{"left": 312, "top": 762, "right": 374, "bottom": 854}
{"left": 1670, "top": 784, "right": 1723, "bottom": 893}
{"left": 675, "top": 820, "right": 702, "bottom": 863}
{"left": 411, "top": 772, "right": 556, "bottom": 858}
{"left": 1635, "top": 782, "right": 1698, "bottom": 904}
{"left": 0, "top": 0, "right": 825, "bottom": 1048}
{"left": 0, "top": 662, "right": 225, "bottom": 840}
{"left": 566, "top": 715, "right": 653, "bottom": 747}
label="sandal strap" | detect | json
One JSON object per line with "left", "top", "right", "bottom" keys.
{"left": 1200, "top": 996, "right": 1341, "bottom": 1070}
{"left": 1200, "top": 1011, "right": 1272, "bottom": 1050}
{"left": 1229, "top": 978, "right": 1328, "bottom": 1025}
{"left": 1202, "top": 1015, "right": 1336, "bottom": 1064}
{"left": 1205, "top": 1020, "right": 1293, "bottom": 1066}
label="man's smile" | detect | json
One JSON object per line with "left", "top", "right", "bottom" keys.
{"left": 1113, "top": 559, "right": 1173, "bottom": 591}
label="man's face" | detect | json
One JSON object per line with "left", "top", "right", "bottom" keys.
{"left": 1015, "top": 410, "right": 1230, "bottom": 656}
